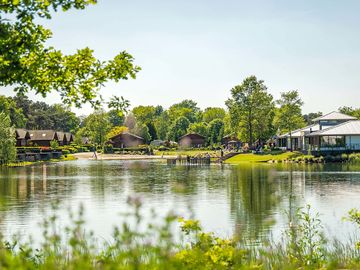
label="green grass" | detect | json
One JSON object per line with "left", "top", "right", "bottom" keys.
{"left": 225, "top": 151, "right": 302, "bottom": 164}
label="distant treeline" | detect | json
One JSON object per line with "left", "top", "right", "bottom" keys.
{"left": 1, "top": 77, "right": 360, "bottom": 146}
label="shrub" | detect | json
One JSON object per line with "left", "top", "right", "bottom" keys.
{"left": 104, "top": 144, "right": 114, "bottom": 154}
{"left": 62, "top": 149, "right": 70, "bottom": 155}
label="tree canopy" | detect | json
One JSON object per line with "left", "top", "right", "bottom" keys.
{"left": 0, "top": 112, "right": 16, "bottom": 164}
{"left": 226, "top": 76, "right": 275, "bottom": 145}
{"left": 0, "top": 0, "right": 140, "bottom": 107}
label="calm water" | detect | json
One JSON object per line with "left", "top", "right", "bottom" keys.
{"left": 0, "top": 160, "right": 359, "bottom": 243}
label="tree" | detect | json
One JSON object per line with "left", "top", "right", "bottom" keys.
{"left": 124, "top": 113, "right": 137, "bottom": 130}
{"left": 108, "top": 110, "right": 125, "bottom": 127}
{"left": 303, "top": 112, "right": 323, "bottom": 125}
{"left": 167, "top": 116, "right": 190, "bottom": 142}
{"left": 207, "top": 119, "right": 225, "bottom": 145}
{"left": 49, "top": 104, "right": 80, "bottom": 132}
{"left": 82, "top": 110, "right": 111, "bottom": 146}
{"left": 132, "top": 106, "right": 157, "bottom": 124}
{"left": 0, "top": 95, "right": 26, "bottom": 127}
{"left": 339, "top": 106, "right": 360, "bottom": 119}
{"left": 168, "top": 100, "right": 200, "bottom": 123}
{"left": 226, "top": 76, "right": 275, "bottom": 146}
{"left": 274, "top": 90, "right": 305, "bottom": 151}
{"left": 187, "top": 122, "right": 208, "bottom": 137}
{"left": 106, "top": 126, "right": 129, "bottom": 140}
{"left": 132, "top": 124, "right": 151, "bottom": 144}
{"left": 202, "top": 107, "right": 226, "bottom": 123}
{"left": 154, "top": 111, "right": 170, "bottom": 140}
{"left": 0, "top": 112, "right": 16, "bottom": 165}
{"left": 0, "top": 1, "right": 140, "bottom": 107}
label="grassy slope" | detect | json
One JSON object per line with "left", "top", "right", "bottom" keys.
{"left": 225, "top": 151, "right": 302, "bottom": 164}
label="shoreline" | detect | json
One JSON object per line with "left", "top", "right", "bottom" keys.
{"left": 73, "top": 152, "right": 174, "bottom": 160}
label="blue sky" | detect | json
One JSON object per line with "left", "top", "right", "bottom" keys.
{"left": 2, "top": 0, "right": 360, "bottom": 114}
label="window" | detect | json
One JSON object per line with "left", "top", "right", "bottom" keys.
{"left": 320, "top": 136, "right": 345, "bottom": 148}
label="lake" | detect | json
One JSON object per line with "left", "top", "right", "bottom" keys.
{"left": 0, "top": 160, "right": 359, "bottom": 244}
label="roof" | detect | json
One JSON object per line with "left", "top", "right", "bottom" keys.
{"left": 57, "top": 131, "right": 66, "bottom": 141}
{"left": 308, "top": 120, "right": 360, "bottom": 136}
{"left": 278, "top": 124, "right": 320, "bottom": 138}
{"left": 65, "top": 132, "right": 73, "bottom": 141}
{"left": 15, "top": 129, "right": 29, "bottom": 139}
{"left": 28, "top": 130, "right": 57, "bottom": 141}
{"left": 179, "top": 133, "right": 205, "bottom": 140}
{"left": 110, "top": 132, "right": 144, "bottom": 140}
{"left": 312, "top": 111, "right": 357, "bottom": 122}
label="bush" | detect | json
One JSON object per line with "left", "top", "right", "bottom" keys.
{"left": 62, "top": 149, "right": 70, "bottom": 155}
{"left": 104, "top": 144, "right": 114, "bottom": 154}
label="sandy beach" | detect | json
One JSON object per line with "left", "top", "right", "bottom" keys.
{"left": 73, "top": 152, "right": 173, "bottom": 160}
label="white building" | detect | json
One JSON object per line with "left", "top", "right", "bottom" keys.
{"left": 277, "top": 111, "right": 358, "bottom": 152}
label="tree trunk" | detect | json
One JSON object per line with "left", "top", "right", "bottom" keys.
{"left": 289, "top": 131, "right": 293, "bottom": 152}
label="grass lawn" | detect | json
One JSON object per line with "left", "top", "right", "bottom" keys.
{"left": 154, "top": 150, "right": 220, "bottom": 157}
{"left": 225, "top": 151, "right": 302, "bottom": 164}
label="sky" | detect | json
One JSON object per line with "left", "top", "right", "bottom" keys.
{"left": 2, "top": 0, "right": 360, "bottom": 115}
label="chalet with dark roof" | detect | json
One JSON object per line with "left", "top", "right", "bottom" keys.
{"left": 15, "top": 129, "right": 30, "bottom": 147}
{"left": 108, "top": 132, "right": 144, "bottom": 148}
{"left": 178, "top": 133, "right": 205, "bottom": 148}
{"left": 28, "top": 130, "right": 59, "bottom": 147}
{"left": 65, "top": 132, "right": 74, "bottom": 144}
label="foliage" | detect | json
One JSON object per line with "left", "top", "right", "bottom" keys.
{"left": 226, "top": 76, "right": 275, "bottom": 146}
{"left": 132, "top": 105, "right": 157, "bottom": 124}
{"left": 0, "top": 112, "right": 16, "bottom": 164}
{"left": 167, "top": 116, "right": 190, "bottom": 141}
{"left": 106, "top": 126, "right": 128, "bottom": 140}
{"left": 108, "top": 96, "right": 130, "bottom": 116}
{"left": 202, "top": 107, "right": 226, "bottom": 123}
{"left": 168, "top": 99, "right": 200, "bottom": 123}
{"left": 50, "top": 139, "right": 59, "bottom": 149}
{"left": 207, "top": 118, "right": 224, "bottom": 145}
{"left": 107, "top": 96, "right": 130, "bottom": 126}
{"left": 339, "top": 106, "right": 360, "bottom": 119}
{"left": 0, "top": 0, "right": 140, "bottom": 107}
{"left": 81, "top": 110, "right": 111, "bottom": 146}
{"left": 187, "top": 122, "right": 208, "bottom": 137}
{"left": 303, "top": 112, "right": 323, "bottom": 125}
{"left": 285, "top": 205, "right": 326, "bottom": 268}
{"left": 274, "top": 90, "right": 306, "bottom": 151}
{"left": 12, "top": 94, "right": 80, "bottom": 131}
{"left": 124, "top": 113, "right": 137, "bottom": 130}
{"left": 0, "top": 95, "right": 26, "bottom": 127}
{"left": 132, "top": 123, "right": 151, "bottom": 144}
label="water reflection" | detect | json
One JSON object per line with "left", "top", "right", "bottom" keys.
{"left": 0, "top": 161, "right": 359, "bottom": 242}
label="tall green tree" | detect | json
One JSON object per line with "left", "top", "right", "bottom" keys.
{"left": 0, "top": 95, "right": 26, "bottom": 127}
{"left": 167, "top": 116, "right": 190, "bottom": 142}
{"left": 168, "top": 100, "right": 200, "bottom": 123}
{"left": 202, "top": 107, "right": 226, "bottom": 123}
{"left": 226, "top": 76, "right": 275, "bottom": 146}
{"left": 82, "top": 110, "right": 111, "bottom": 146}
{"left": 207, "top": 119, "right": 225, "bottom": 145}
{"left": 274, "top": 90, "right": 305, "bottom": 151}
{"left": 0, "top": 112, "right": 16, "bottom": 165}
{"left": 132, "top": 106, "right": 157, "bottom": 124}
{"left": 187, "top": 122, "right": 208, "bottom": 137}
{"left": 0, "top": 1, "right": 140, "bottom": 107}
{"left": 132, "top": 123, "right": 151, "bottom": 144}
